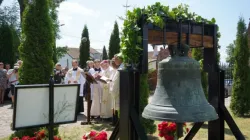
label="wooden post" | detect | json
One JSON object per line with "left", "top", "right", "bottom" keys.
{"left": 81, "top": 73, "right": 96, "bottom": 125}
{"left": 48, "top": 76, "right": 54, "bottom": 140}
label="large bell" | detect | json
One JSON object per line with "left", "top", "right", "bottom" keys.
{"left": 142, "top": 44, "right": 218, "bottom": 122}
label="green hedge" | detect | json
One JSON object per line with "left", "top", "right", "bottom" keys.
{"left": 140, "top": 74, "right": 156, "bottom": 134}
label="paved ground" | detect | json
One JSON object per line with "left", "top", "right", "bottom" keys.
{"left": 0, "top": 102, "right": 14, "bottom": 138}
{"left": 0, "top": 97, "right": 231, "bottom": 139}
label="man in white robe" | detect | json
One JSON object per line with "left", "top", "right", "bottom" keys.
{"left": 90, "top": 59, "right": 102, "bottom": 118}
{"left": 109, "top": 55, "right": 124, "bottom": 125}
{"left": 99, "top": 60, "right": 114, "bottom": 119}
{"left": 64, "top": 59, "right": 86, "bottom": 114}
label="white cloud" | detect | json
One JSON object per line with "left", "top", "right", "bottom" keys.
{"left": 91, "top": 42, "right": 107, "bottom": 49}
{"left": 58, "top": 1, "right": 100, "bottom": 18}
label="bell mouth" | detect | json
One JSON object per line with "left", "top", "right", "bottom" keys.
{"left": 142, "top": 103, "right": 218, "bottom": 123}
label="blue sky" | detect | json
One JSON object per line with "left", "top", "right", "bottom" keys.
{"left": 2, "top": 0, "right": 250, "bottom": 63}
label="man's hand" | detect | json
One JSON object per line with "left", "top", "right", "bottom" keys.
{"left": 68, "top": 81, "right": 71, "bottom": 84}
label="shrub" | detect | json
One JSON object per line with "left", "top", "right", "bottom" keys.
{"left": 230, "top": 17, "right": 250, "bottom": 116}
{"left": 140, "top": 74, "right": 156, "bottom": 134}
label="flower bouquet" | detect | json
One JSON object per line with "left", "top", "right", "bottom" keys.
{"left": 158, "top": 122, "right": 189, "bottom": 140}
{"left": 83, "top": 131, "right": 107, "bottom": 140}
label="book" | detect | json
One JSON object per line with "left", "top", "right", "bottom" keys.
{"left": 85, "top": 72, "right": 98, "bottom": 84}
{"left": 97, "top": 76, "right": 111, "bottom": 84}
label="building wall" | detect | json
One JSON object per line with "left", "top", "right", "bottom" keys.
{"left": 92, "top": 53, "right": 102, "bottom": 60}
{"left": 58, "top": 54, "right": 73, "bottom": 69}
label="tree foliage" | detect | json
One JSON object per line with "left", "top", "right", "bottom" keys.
{"left": 108, "top": 21, "right": 120, "bottom": 59}
{"left": 226, "top": 41, "right": 236, "bottom": 66}
{"left": 0, "top": 2, "right": 20, "bottom": 62}
{"left": 19, "top": 0, "right": 54, "bottom": 84}
{"left": 0, "top": 23, "right": 15, "bottom": 66}
{"left": 56, "top": 46, "right": 68, "bottom": 59}
{"left": 230, "top": 17, "right": 250, "bottom": 116}
{"left": 48, "top": 0, "right": 65, "bottom": 63}
{"left": 225, "top": 41, "right": 236, "bottom": 79}
{"left": 102, "top": 45, "right": 108, "bottom": 60}
{"left": 79, "top": 25, "right": 90, "bottom": 68}
{"left": 0, "top": 1, "right": 21, "bottom": 35}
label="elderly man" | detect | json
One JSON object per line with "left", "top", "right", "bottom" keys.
{"left": 64, "top": 59, "right": 86, "bottom": 114}
{"left": 99, "top": 60, "right": 114, "bottom": 119}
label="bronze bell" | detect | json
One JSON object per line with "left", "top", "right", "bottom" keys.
{"left": 142, "top": 44, "right": 218, "bottom": 122}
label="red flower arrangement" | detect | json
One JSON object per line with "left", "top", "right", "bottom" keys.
{"left": 12, "top": 130, "right": 61, "bottom": 140}
{"left": 158, "top": 122, "right": 189, "bottom": 140}
{"left": 83, "top": 131, "right": 107, "bottom": 140}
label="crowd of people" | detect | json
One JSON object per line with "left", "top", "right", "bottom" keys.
{"left": 54, "top": 54, "right": 123, "bottom": 125}
{"left": 0, "top": 60, "right": 22, "bottom": 107}
{"left": 0, "top": 55, "right": 123, "bottom": 125}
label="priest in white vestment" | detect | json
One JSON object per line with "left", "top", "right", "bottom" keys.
{"left": 109, "top": 55, "right": 124, "bottom": 125}
{"left": 64, "top": 59, "right": 86, "bottom": 114}
{"left": 99, "top": 60, "right": 114, "bottom": 119}
{"left": 90, "top": 59, "right": 102, "bottom": 118}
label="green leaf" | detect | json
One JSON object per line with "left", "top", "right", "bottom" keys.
{"left": 211, "top": 18, "right": 216, "bottom": 24}
{"left": 168, "top": 11, "right": 175, "bottom": 19}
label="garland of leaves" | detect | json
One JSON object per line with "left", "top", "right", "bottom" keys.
{"left": 120, "top": 2, "right": 220, "bottom": 63}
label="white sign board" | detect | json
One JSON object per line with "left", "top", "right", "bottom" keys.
{"left": 54, "top": 85, "right": 78, "bottom": 123}
{"left": 14, "top": 86, "right": 49, "bottom": 128}
{"left": 13, "top": 84, "right": 80, "bottom": 130}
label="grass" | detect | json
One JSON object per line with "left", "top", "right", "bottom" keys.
{"left": 152, "top": 108, "right": 250, "bottom": 140}
{"left": 1, "top": 108, "right": 249, "bottom": 140}
{"left": 58, "top": 108, "right": 250, "bottom": 140}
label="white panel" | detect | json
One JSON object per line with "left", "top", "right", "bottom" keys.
{"left": 15, "top": 87, "right": 49, "bottom": 128}
{"left": 53, "top": 85, "right": 78, "bottom": 123}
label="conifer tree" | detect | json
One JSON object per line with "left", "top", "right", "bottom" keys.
{"left": 108, "top": 21, "right": 120, "bottom": 59}
{"left": 230, "top": 17, "right": 250, "bottom": 116}
{"left": 79, "top": 25, "right": 90, "bottom": 68}
{"left": 19, "top": 0, "right": 54, "bottom": 84}
{"left": 102, "top": 45, "right": 108, "bottom": 60}
{"left": 0, "top": 23, "right": 15, "bottom": 66}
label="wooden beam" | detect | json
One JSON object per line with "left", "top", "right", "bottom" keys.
{"left": 148, "top": 30, "right": 213, "bottom": 48}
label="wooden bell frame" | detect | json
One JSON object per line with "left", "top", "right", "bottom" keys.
{"left": 109, "top": 15, "right": 245, "bottom": 140}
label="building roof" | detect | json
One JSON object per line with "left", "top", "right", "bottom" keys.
{"left": 67, "top": 47, "right": 158, "bottom": 61}
{"left": 67, "top": 47, "right": 100, "bottom": 59}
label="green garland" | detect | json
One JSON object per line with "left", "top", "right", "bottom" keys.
{"left": 119, "top": 2, "right": 221, "bottom": 134}
{"left": 120, "top": 2, "right": 220, "bottom": 63}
